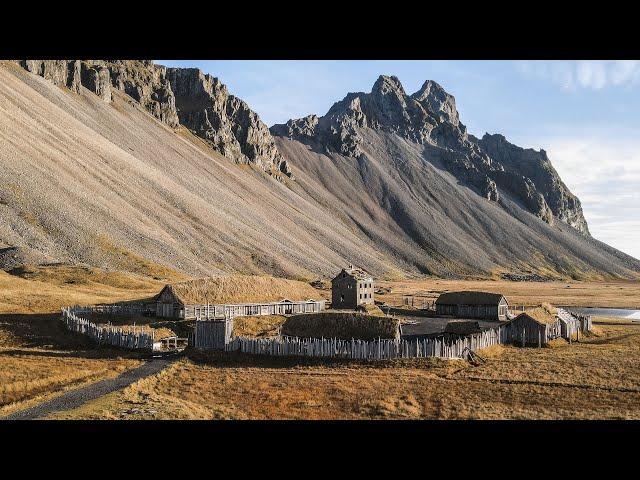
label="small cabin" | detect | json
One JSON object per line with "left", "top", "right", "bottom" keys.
{"left": 504, "top": 308, "right": 561, "bottom": 346}
{"left": 331, "top": 265, "right": 374, "bottom": 309}
{"left": 435, "top": 291, "right": 509, "bottom": 321}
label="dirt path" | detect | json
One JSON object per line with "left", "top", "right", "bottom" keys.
{"left": 3, "top": 356, "right": 177, "bottom": 420}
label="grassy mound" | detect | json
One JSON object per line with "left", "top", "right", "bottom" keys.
{"left": 282, "top": 312, "right": 400, "bottom": 340}
{"left": 167, "top": 275, "right": 321, "bottom": 305}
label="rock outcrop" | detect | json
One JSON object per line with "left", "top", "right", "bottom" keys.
{"left": 105, "top": 60, "right": 179, "bottom": 127}
{"left": 271, "top": 75, "right": 589, "bottom": 234}
{"left": 478, "top": 133, "right": 589, "bottom": 234}
{"left": 166, "top": 68, "right": 291, "bottom": 177}
{"left": 16, "top": 60, "right": 290, "bottom": 178}
{"left": 21, "top": 60, "right": 82, "bottom": 93}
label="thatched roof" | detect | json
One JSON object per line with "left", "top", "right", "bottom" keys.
{"left": 282, "top": 312, "right": 400, "bottom": 340}
{"left": 444, "top": 321, "right": 483, "bottom": 335}
{"left": 436, "top": 291, "right": 506, "bottom": 306}
{"left": 160, "top": 275, "right": 320, "bottom": 305}
{"left": 516, "top": 307, "right": 558, "bottom": 325}
{"left": 332, "top": 266, "right": 373, "bottom": 282}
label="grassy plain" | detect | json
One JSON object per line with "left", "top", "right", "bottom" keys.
{"left": 375, "top": 278, "right": 640, "bottom": 309}
{"left": 0, "top": 264, "right": 182, "bottom": 417}
{"left": 49, "top": 320, "right": 640, "bottom": 420}
{"left": 3, "top": 267, "right": 640, "bottom": 420}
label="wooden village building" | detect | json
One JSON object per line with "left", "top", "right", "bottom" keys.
{"left": 155, "top": 281, "right": 325, "bottom": 320}
{"left": 435, "top": 291, "right": 509, "bottom": 321}
{"left": 331, "top": 265, "right": 375, "bottom": 309}
{"left": 504, "top": 308, "right": 562, "bottom": 346}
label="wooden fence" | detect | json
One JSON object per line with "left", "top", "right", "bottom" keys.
{"left": 219, "top": 327, "right": 501, "bottom": 360}
{"left": 560, "top": 308, "right": 592, "bottom": 333}
{"left": 194, "top": 307, "right": 593, "bottom": 360}
{"left": 69, "top": 303, "right": 154, "bottom": 316}
{"left": 61, "top": 307, "right": 154, "bottom": 351}
{"left": 185, "top": 299, "right": 326, "bottom": 320}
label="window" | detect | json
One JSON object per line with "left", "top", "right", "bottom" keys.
{"left": 340, "top": 294, "right": 344, "bottom": 302}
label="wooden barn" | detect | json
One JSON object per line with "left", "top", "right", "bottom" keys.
{"left": 503, "top": 308, "right": 561, "bottom": 346}
{"left": 331, "top": 265, "right": 375, "bottom": 310}
{"left": 435, "top": 291, "right": 509, "bottom": 321}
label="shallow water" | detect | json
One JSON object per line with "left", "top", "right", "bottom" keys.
{"left": 565, "top": 307, "right": 640, "bottom": 320}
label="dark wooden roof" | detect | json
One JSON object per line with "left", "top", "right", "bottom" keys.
{"left": 436, "top": 291, "right": 506, "bottom": 306}
{"left": 444, "top": 321, "right": 483, "bottom": 335}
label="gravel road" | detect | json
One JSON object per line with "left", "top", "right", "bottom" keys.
{"left": 4, "top": 357, "right": 177, "bottom": 420}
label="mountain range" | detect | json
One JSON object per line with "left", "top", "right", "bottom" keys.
{"left": 1, "top": 59, "right": 638, "bottom": 280}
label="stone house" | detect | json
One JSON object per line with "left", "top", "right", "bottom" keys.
{"left": 331, "top": 265, "right": 374, "bottom": 309}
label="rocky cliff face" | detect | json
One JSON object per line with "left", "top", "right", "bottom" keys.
{"left": 16, "top": 60, "right": 290, "bottom": 178}
{"left": 166, "top": 68, "right": 291, "bottom": 177}
{"left": 477, "top": 133, "right": 589, "bottom": 234}
{"left": 271, "top": 75, "right": 588, "bottom": 234}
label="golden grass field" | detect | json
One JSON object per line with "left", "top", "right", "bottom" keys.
{"left": 375, "top": 278, "right": 640, "bottom": 309}
{"left": 2, "top": 265, "right": 640, "bottom": 420}
{"left": 0, "top": 264, "right": 181, "bottom": 417}
{"left": 48, "top": 321, "right": 640, "bottom": 420}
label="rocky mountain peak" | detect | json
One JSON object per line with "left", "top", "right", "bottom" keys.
{"left": 411, "top": 79, "right": 459, "bottom": 126}
{"left": 371, "top": 75, "right": 406, "bottom": 99}
{"left": 271, "top": 75, "right": 590, "bottom": 236}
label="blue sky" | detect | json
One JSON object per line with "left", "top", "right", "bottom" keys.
{"left": 159, "top": 60, "right": 640, "bottom": 260}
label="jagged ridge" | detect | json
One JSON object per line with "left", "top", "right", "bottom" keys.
{"left": 271, "top": 75, "right": 588, "bottom": 234}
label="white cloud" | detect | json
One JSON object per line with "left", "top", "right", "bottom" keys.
{"left": 520, "top": 133, "right": 640, "bottom": 259}
{"left": 515, "top": 61, "right": 640, "bottom": 90}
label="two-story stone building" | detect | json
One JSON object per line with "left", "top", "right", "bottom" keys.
{"left": 331, "top": 265, "right": 374, "bottom": 309}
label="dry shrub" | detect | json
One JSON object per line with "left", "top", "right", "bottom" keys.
{"left": 581, "top": 325, "right": 603, "bottom": 337}
{"left": 540, "top": 302, "right": 558, "bottom": 315}
{"left": 547, "top": 338, "right": 568, "bottom": 348}
{"left": 360, "top": 394, "right": 423, "bottom": 419}
{"left": 475, "top": 344, "right": 505, "bottom": 359}
{"left": 355, "top": 303, "right": 386, "bottom": 316}
{"left": 282, "top": 312, "right": 400, "bottom": 340}
{"left": 232, "top": 315, "right": 286, "bottom": 338}
{"left": 168, "top": 275, "right": 321, "bottom": 304}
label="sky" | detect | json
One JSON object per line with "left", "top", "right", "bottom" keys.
{"left": 159, "top": 60, "right": 640, "bottom": 260}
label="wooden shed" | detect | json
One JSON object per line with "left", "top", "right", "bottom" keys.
{"left": 436, "top": 291, "right": 509, "bottom": 321}
{"left": 504, "top": 307, "right": 561, "bottom": 346}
